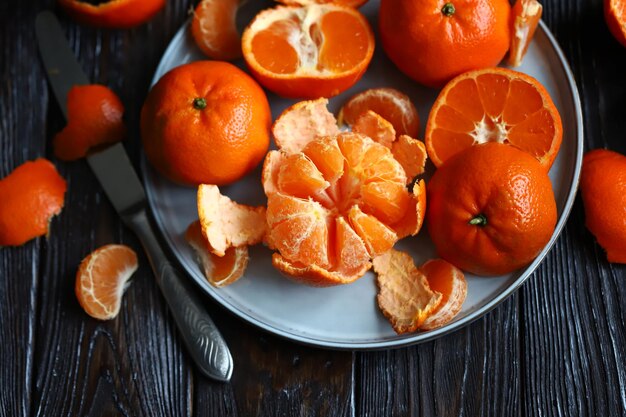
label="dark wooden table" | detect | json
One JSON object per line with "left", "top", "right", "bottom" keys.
{"left": 2, "top": 0, "right": 626, "bottom": 415}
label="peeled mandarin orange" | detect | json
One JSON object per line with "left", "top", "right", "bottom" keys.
{"left": 75, "top": 244, "right": 138, "bottom": 320}
{"left": 241, "top": 4, "right": 375, "bottom": 98}
{"left": 141, "top": 61, "right": 271, "bottom": 186}
{"left": 426, "top": 142, "right": 557, "bottom": 276}
{"left": 54, "top": 84, "right": 126, "bottom": 161}
{"left": 580, "top": 149, "right": 626, "bottom": 264}
{"left": 191, "top": 0, "right": 242, "bottom": 60}
{"left": 605, "top": 0, "right": 626, "bottom": 47}
{"left": 264, "top": 132, "right": 426, "bottom": 286}
{"left": 508, "top": 0, "right": 543, "bottom": 67}
{"left": 0, "top": 159, "right": 66, "bottom": 246}
{"left": 425, "top": 67, "right": 563, "bottom": 169}
{"left": 338, "top": 88, "right": 420, "bottom": 138}
{"left": 380, "top": 0, "right": 511, "bottom": 87}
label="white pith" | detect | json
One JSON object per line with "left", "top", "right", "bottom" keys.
{"left": 470, "top": 114, "right": 510, "bottom": 144}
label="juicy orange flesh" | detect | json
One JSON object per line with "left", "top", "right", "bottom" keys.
{"left": 318, "top": 11, "right": 370, "bottom": 72}
{"left": 250, "top": 9, "right": 370, "bottom": 75}
{"left": 251, "top": 19, "right": 300, "bottom": 74}
{"left": 420, "top": 260, "right": 454, "bottom": 306}
{"left": 431, "top": 73, "right": 554, "bottom": 161}
{"left": 266, "top": 134, "right": 409, "bottom": 275}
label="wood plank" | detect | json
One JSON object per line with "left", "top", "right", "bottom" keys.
{"left": 520, "top": 1, "right": 626, "bottom": 416}
{"left": 30, "top": 1, "right": 196, "bottom": 416}
{"left": 194, "top": 305, "right": 355, "bottom": 417}
{"left": 0, "top": 2, "right": 52, "bottom": 415}
{"left": 356, "top": 296, "right": 520, "bottom": 417}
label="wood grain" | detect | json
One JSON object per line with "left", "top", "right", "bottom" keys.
{"left": 520, "top": 1, "right": 626, "bottom": 416}
{"left": 1, "top": 0, "right": 626, "bottom": 416}
{"left": 356, "top": 296, "right": 520, "bottom": 417}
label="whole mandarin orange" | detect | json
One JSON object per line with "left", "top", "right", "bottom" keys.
{"left": 141, "top": 61, "right": 271, "bottom": 186}
{"left": 379, "top": 0, "right": 511, "bottom": 88}
{"left": 426, "top": 142, "right": 557, "bottom": 276}
{"left": 580, "top": 149, "right": 626, "bottom": 263}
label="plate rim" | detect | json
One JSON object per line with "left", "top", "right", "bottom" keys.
{"left": 141, "top": 19, "right": 584, "bottom": 350}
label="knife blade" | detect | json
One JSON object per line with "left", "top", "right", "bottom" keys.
{"left": 35, "top": 11, "right": 233, "bottom": 382}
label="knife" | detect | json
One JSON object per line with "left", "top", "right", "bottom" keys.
{"left": 35, "top": 11, "right": 233, "bottom": 382}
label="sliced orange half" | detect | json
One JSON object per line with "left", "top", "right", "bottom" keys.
{"left": 241, "top": 4, "right": 375, "bottom": 98}
{"left": 425, "top": 67, "right": 563, "bottom": 169}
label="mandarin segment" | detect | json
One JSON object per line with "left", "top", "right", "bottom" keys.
{"left": 185, "top": 221, "right": 249, "bottom": 287}
{"left": 266, "top": 193, "right": 332, "bottom": 268}
{"left": 272, "top": 98, "right": 340, "bottom": 154}
{"left": 277, "top": 153, "right": 330, "bottom": 199}
{"left": 425, "top": 68, "right": 563, "bottom": 169}
{"left": 391, "top": 135, "right": 428, "bottom": 183}
{"left": 373, "top": 249, "right": 443, "bottom": 334}
{"left": 352, "top": 110, "right": 397, "bottom": 148}
{"left": 0, "top": 159, "right": 67, "bottom": 247}
{"left": 75, "top": 244, "right": 138, "bottom": 320}
{"left": 302, "top": 135, "right": 345, "bottom": 184}
{"left": 419, "top": 259, "right": 467, "bottom": 330}
{"left": 348, "top": 205, "right": 397, "bottom": 257}
{"left": 393, "top": 179, "right": 427, "bottom": 239}
{"left": 197, "top": 184, "right": 267, "bottom": 257}
{"left": 241, "top": 4, "right": 375, "bottom": 98}
{"left": 338, "top": 87, "right": 420, "bottom": 137}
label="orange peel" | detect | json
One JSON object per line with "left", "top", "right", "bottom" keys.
{"left": 373, "top": 249, "right": 442, "bottom": 334}
{"left": 0, "top": 158, "right": 67, "bottom": 246}
{"left": 197, "top": 184, "right": 266, "bottom": 257}
{"left": 508, "top": 0, "right": 543, "bottom": 67}
{"left": 272, "top": 98, "right": 340, "bottom": 154}
{"left": 185, "top": 221, "right": 249, "bottom": 287}
{"left": 419, "top": 259, "right": 467, "bottom": 331}
{"left": 391, "top": 135, "right": 428, "bottom": 183}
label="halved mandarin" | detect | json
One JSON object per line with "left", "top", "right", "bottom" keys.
{"left": 264, "top": 132, "right": 426, "bottom": 286}
{"left": 425, "top": 67, "right": 563, "bottom": 169}
{"left": 241, "top": 4, "right": 375, "bottom": 98}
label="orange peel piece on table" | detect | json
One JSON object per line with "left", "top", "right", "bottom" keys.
{"left": 185, "top": 221, "right": 249, "bottom": 287}
{"left": 508, "top": 0, "right": 543, "bottom": 67}
{"left": 197, "top": 184, "right": 266, "bottom": 257}
{"left": 272, "top": 98, "right": 340, "bottom": 154}
{"left": 54, "top": 85, "right": 126, "bottom": 161}
{"left": 352, "top": 110, "right": 397, "bottom": 149}
{"left": 419, "top": 259, "right": 467, "bottom": 331}
{"left": 0, "top": 158, "right": 67, "bottom": 246}
{"left": 373, "top": 249, "right": 442, "bottom": 334}
{"left": 391, "top": 135, "right": 428, "bottom": 184}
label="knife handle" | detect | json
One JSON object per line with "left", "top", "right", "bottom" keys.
{"left": 126, "top": 208, "right": 233, "bottom": 382}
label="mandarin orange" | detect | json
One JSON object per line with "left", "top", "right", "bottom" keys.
{"left": 141, "top": 61, "right": 271, "bottom": 186}
{"left": 426, "top": 142, "right": 557, "bottom": 276}
{"left": 379, "top": 0, "right": 511, "bottom": 88}
{"left": 580, "top": 149, "right": 626, "bottom": 264}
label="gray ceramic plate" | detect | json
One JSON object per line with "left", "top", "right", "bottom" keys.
{"left": 142, "top": 1, "right": 583, "bottom": 349}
